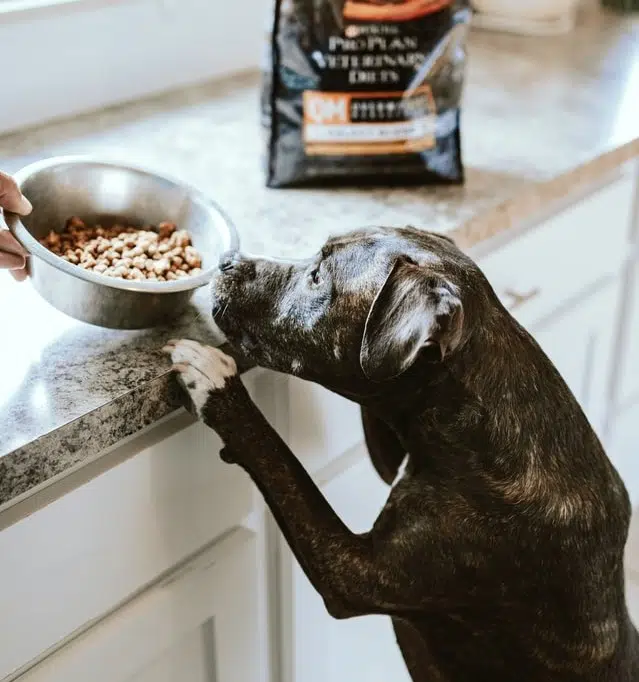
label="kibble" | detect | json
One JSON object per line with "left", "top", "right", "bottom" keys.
{"left": 39, "top": 217, "right": 204, "bottom": 282}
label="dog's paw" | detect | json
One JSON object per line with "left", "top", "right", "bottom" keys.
{"left": 163, "top": 339, "right": 238, "bottom": 416}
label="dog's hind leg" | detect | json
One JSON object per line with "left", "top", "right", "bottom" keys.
{"left": 393, "top": 619, "right": 447, "bottom": 682}
{"left": 361, "top": 407, "right": 406, "bottom": 486}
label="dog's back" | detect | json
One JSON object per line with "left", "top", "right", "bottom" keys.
{"left": 364, "top": 303, "right": 638, "bottom": 680}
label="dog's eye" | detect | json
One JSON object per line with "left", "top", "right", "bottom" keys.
{"left": 308, "top": 267, "right": 322, "bottom": 286}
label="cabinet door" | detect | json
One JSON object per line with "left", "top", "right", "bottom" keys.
{"left": 618, "top": 261, "right": 639, "bottom": 412}
{"left": 281, "top": 450, "right": 411, "bottom": 682}
{"left": 287, "top": 377, "right": 365, "bottom": 474}
{"left": 532, "top": 280, "right": 622, "bottom": 442}
{"left": 609, "top": 406, "right": 639, "bottom": 512}
{"left": 0, "top": 414, "right": 256, "bottom": 681}
{"left": 15, "top": 530, "right": 268, "bottom": 682}
{"left": 477, "top": 171, "right": 634, "bottom": 332}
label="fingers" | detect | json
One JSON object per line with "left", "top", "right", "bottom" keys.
{"left": 0, "top": 229, "right": 27, "bottom": 257}
{"left": 0, "top": 251, "right": 25, "bottom": 269}
{"left": 0, "top": 231, "right": 27, "bottom": 270}
{"left": 9, "top": 267, "right": 28, "bottom": 282}
{"left": 0, "top": 230, "right": 29, "bottom": 278}
{"left": 0, "top": 170, "right": 32, "bottom": 282}
{"left": 0, "top": 171, "right": 32, "bottom": 215}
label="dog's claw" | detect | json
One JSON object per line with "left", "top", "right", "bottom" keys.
{"left": 163, "top": 340, "right": 178, "bottom": 353}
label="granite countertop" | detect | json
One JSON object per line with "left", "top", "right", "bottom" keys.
{"left": 0, "top": 6, "right": 638, "bottom": 511}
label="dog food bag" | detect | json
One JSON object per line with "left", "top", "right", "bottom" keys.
{"left": 262, "top": 0, "right": 471, "bottom": 188}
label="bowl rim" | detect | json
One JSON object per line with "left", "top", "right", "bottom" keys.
{"left": 7, "top": 155, "right": 240, "bottom": 294}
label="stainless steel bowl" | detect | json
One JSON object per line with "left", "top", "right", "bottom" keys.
{"left": 7, "top": 156, "right": 238, "bottom": 330}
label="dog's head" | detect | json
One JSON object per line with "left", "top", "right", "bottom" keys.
{"left": 211, "top": 227, "right": 490, "bottom": 393}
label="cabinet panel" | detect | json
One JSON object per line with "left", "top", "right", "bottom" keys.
{"left": 625, "top": 577, "right": 639, "bottom": 629}
{"left": 15, "top": 530, "right": 267, "bottom": 682}
{"left": 618, "top": 262, "right": 639, "bottom": 411}
{"left": 282, "top": 450, "right": 410, "bottom": 682}
{"left": 0, "top": 415, "right": 255, "bottom": 680}
{"left": 479, "top": 172, "right": 634, "bottom": 330}
{"left": 288, "top": 378, "right": 364, "bottom": 473}
{"left": 126, "top": 628, "right": 209, "bottom": 682}
{"left": 608, "top": 409, "right": 639, "bottom": 511}
{"left": 533, "top": 280, "right": 622, "bottom": 441}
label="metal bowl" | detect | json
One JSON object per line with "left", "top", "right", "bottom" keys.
{"left": 7, "top": 156, "right": 238, "bottom": 330}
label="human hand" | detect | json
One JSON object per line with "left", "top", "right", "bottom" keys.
{"left": 0, "top": 170, "right": 32, "bottom": 281}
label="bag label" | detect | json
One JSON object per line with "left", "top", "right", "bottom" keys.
{"left": 301, "top": 2, "right": 452, "bottom": 157}
{"left": 263, "top": 0, "right": 470, "bottom": 187}
{"left": 303, "top": 87, "right": 436, "bottom": 156}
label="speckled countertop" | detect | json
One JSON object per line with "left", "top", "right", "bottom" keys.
{"left": 0, "top": 6, "right": 638, "bottom": 511}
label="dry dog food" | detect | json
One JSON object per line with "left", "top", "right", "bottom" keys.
{"left": 39, "top": 217, "right": 203, "bottom": 282}
{"left": 262, "top": 0, "right": 471, "bottom": 187}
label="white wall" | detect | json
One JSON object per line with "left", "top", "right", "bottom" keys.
{"left": 2, "top": 0, "right": 265, "bottom": 135}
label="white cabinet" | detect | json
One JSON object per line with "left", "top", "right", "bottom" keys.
{"left": 478, "top": 170, "right": 634, "bottom": 332}
{"left": 125, "top": 627, "right": 211, "bottom": 682}
{"left": 617, "top": 261, "right": 639, "bottom": 413}
{"left": 610, "top": 407, "right": 639, "bottom": 511}
{"left": 0, "top": 369, "right": 274, "bottom": 682}
{"left": 474, "top": 171, "right": 637, "bottom": 442}
{"left": 0, "top": 417, "right": 255, "bottom": 681}
{"left": 533, "top": 279, "right": 622, "bottom": 441}
{"left": 280, "top": 449, "right": 410, "bottom": 682}
{"left": 16, "top": 530, "right": 268, "bottom": 682}
{"left": 287, "top": 377, "right": 365, "bottom": 474}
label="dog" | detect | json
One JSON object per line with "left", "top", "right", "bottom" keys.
{"left": 163, "top": 226, "right": 638, "bottom": 681}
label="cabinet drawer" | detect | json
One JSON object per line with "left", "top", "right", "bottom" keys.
{"left": 0, "top": 371, "right": 265, "bottom": 680}
{"left": 16, "top": 530, "right": 267, "bottom": 682}
{"left": 478, "top": 171, "right": 635, "bottom": 329}
{"left": 287, "top": 378, "right": 364, "bottom": 472}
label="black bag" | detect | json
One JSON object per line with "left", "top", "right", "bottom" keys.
{"left": 262, "top": 0, "right": 471, "bottom": 188}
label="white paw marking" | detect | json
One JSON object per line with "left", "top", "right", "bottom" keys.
{"left": 163, "top": 339, "right": 237, "bottom": 415}
{"left": 291, "top": 359, "right": 302, "bottom": 374}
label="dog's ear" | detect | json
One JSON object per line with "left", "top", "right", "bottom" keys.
{"left": 360, "top": 258, "right": 464, "bottom": 382}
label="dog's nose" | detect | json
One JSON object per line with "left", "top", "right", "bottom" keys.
{"left": 219, "top": 251, "right": 239, "bottom": 273}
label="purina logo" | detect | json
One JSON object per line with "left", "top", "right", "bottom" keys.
{"left": 304, "top": 93, "right": 349, "bottom": 124}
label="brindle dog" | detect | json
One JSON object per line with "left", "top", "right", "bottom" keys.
{"left": 164, "top": 226, "right": 639, "bottom": 681}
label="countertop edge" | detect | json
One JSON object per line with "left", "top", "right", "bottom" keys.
{"left": 0, "top": 371, "right": 182, "bottom": 508}
{"left": 453, "top": 137, "right": 639, "bottom": 252}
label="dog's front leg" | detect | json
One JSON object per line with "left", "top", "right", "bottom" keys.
{"left": 164, "top": 339, "right": 410, "bottom": 619}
